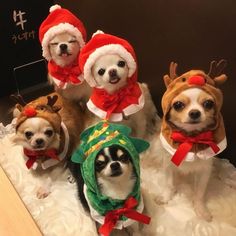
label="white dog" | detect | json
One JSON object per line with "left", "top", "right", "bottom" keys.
{"left": 91, "top": 53, "right": 160, "bottom": 139}
{"left": 146, "top": 61, "right": 227, "bottom": 221}
{"left": 79, "top": 32, "right": 160, "bottom": 140}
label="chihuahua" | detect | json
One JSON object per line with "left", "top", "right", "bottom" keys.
{"left": 11, "top": 93, "right": 85, "bottom": 198}
{"left": 152, "top": 60, "right": 227, "bottom": 221}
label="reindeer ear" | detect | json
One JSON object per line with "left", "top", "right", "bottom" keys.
{"left": 13, "top": 104, "right": 23, "bottom": 118}
{"left": 214, "top": 74, "right": 227, "bottom": 85}
{"left": 163, "top": 75, "right": 172, "bottom": 87}
{"left": 52, "top": 105, "right": 61, "bottom": 113}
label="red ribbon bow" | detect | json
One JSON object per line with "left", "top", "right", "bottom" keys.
{"left": 23, "top": 148, "right": 59, "bottom": 169}
{"left": 171, "top": 131, "right": 220, "bottom": 166}
{"left": 48, "top": 61, "right": 82, "bottom": 87}
{"left": 99, "top": 197, "right": 151, "bottom": 236}
{"left": 101, "top": 82, "right": 140, "bottom": 119}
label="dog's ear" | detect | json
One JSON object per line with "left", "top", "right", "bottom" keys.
{"left": 208, "top": 59, "right": 227, "bottom": 86}
{"left": 163, "top": 62, "right": 178, "bottom": 87}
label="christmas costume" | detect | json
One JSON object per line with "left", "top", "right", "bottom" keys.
{"left": 71, "top": 121, "right": 150, "bottom": 234}
{"left": 16, "top": 94, "right": 70, "bottom": 170}
{"left": 39, "top": 4, "right": 87, "bottom": 88}
{"left": 79, "top": 31, "right": 144, "bottom": 121}
{"left": 161, "top": 60, "right": 227, "bottom": 166}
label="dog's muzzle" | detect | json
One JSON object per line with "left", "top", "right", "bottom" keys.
{"left": 108, "top": 69, "right": 121, "bottom": 84}
{"left": 110, "top": 162, "right": 123, "bottom": 176}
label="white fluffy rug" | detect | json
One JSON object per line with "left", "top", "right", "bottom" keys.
{"left": 1, "top": 121, "right": 236, "bottom": 236}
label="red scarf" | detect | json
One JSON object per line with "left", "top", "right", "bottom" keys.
{"left": 23, "top": 148, "right": 59, "bottom": 169}
{"left": 48, "top": 61, "right": 82, "bottom": 88}
{"left": 99, "top": 197, "right": 151, "bottom": 236}
{"left": 170, "top": 131, "right": 220, "bottom": 166}
{"left": 91, "top": 82, "right": 142, "bottom": 120}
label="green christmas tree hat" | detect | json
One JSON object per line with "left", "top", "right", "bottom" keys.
{"left": 71, "top": 120, "right": 150, "bottom": 216}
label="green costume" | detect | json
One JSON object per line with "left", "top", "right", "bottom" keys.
{"left": 71, "top": 121, "right": 149, "bottom": 219}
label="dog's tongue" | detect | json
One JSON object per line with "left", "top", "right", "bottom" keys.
{"left": 61, "top": 53, "right": 68, "bottom": 57}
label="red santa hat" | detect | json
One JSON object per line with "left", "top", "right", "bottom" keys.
{"left": 79, "top": 31, "right": 137, "bottom": 87}
{"left": 39, "top": 4, "right": 87, "bottom": 61}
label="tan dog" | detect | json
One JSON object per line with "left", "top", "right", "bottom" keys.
{"left": 11, "top": 92, "right": 85, "bottom": 198}
{"left": 154, "top": 60, "right": 227, "bottom": 221}
{"left": 39, "top": 5, "right": 91, "bottom": 102}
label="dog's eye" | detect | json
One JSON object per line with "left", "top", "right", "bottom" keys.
{"left": 50, "top": 42, "right": 58, "bottom": 46}
{"left": 203, "top": 100, "right": 214, "bottom": 110}
{"left": 95, "top": 160, "right": 106, "bottom": 171}
{"left": 25, "top": 131, "right": 33, "bottom": 139}
{"left": 173, "top": 101, "right": 185, "bottom": 111}
{"left": 98, "top": 68, "right": 106, "bottom": 76}
{"left": 68, "top": 39, "right": 77, "bottom": 43}
{"left": 45, "top": 129, "right": 53, "bottom": 137}
{"left": 117, "top": 60, "right": 126, "bottom": 68}
{"left": 119, "top": 154, "right": 129, "bottom": 163}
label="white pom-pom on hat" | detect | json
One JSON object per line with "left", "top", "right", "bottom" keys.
{"left": 49, "top": 4, "right": 61, "bottom": 13}
{"left": 92, "top": 30, "right": 104, "bottom": 38}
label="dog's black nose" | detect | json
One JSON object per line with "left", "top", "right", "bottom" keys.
{"left": 60, "top": 43, "right": 68, "bottom": 51}
{"left": 108, "top": 69, "right": 117, "bottom": 78}
{"left": 35, "top": 138, "right": 44, "bottom": 146}
{"left": 110, "top": 162, "right": 120, "bottom": 171}
{"left": 189, "top": 109, "right": 201, "bottom": 120}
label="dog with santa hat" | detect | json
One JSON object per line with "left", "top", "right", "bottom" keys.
{"left": 39, "top": 4, "right": 91, "bottom": 101}
{"left": 79, "top": 31, "right": 159, "bottom": 139}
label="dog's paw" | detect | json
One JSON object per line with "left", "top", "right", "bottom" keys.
{"left": 154, "top": 188, "right": 176, "bottom": 205}
{"left": 36, "top": 186, "right": 51, "bottom": 199}
{"left": 194, "top": 201, "right": 213, "bottom": 222}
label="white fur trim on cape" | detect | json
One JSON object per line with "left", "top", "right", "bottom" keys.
{"left": 42, "top": 23, "right": 85, "bottom": 61}
{"left": 83, "top": 44, "right": 137, "bottom": 87}
{"left": 86, "top": 92, "right": 144, "bottom": 122}
{"left": 160, "top": 132, "right": 227, "bottom": 162}
{"left": 83, "top": 185, "right": 144, "bottom": 229}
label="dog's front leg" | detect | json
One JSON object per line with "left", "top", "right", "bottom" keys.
{"left": 193, "top": 160, "right": 213, "bottom": 221}
{"left": 36, "top": 176, "right": 52, "bottom": 199}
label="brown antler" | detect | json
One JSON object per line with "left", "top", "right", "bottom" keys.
{"left": 46, "top": 95, "right": 61, "bottom": 112}
{"left": 169, "top": 62, "right": 178, "bottom": 80}
{"left": 208, "top": 59, "right": 227, "bottom": 78}
{"left": 163, "top": 62, "right": 178, "bottom": 87}
{"left": 208, "top": 59, "right": 227, "bottom": 85}
{"left": 47, "top": 95, "right": 58, "bottom": 107}
{"left": 10, "top": 94, "right": 27, "bottom": 106}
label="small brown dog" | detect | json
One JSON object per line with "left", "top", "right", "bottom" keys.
{"left": 11, "top": 92, "right": 85, "bottom": 198}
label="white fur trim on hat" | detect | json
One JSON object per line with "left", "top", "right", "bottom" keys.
{"left": 92, "top": 30, "right": 104, "bottom": 38}
{"left": 83, "top": 44, "right": 137, "bottom": 87}
{"left": 42, "top": 22, "right": 85, "bottom": 61}
{"left": 49, "top": 4, "right": 61, "bottom": 12}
